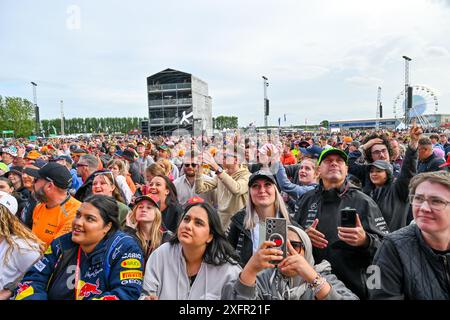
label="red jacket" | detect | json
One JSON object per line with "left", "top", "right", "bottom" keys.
{"left": 280, "top": 152, "right": 297, "bottom": 165}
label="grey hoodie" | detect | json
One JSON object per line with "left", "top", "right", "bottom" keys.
{"left": 223, "top": 226, "right": 359, "bottom": 300}
{"left": 141, "top": 242, "right": 249, "bottom": 300}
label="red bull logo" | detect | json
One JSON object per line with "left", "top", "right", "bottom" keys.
{"left": 15, "top": 282, "right": 34, "bottom": 300}
{"left": 77, "top": 279, "right": 102, "bottom": 299}
{"left": 93, "top": 295, "right": 119, "bottom": 300}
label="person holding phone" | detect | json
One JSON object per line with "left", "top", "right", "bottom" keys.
{"left": 226, "top": 225, "right": 358, "bottom": 300}
{"left": 227, "top": 170, "right": 293, "bottom": 267}
{"left": 293, "top": 148, "right": 389, "bottom": 299}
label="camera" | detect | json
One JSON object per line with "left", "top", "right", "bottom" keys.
{"left": 265, "top": 218, "right": 287, "bottom": 265}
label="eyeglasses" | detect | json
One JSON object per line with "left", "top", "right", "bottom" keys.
{"left": 290, "top": 240, "right": 305, "bottom": 254}
{"left": 409, "top": 194, "right": 450, "bottom": 211}
{"left": 371, "top": 148, "right": 388, "bottom": 157}
{"left": 184, "top": 163, "right": 198, "bottom": 168}
{"left": 76, "top": 163, "right": 88, "bottom": 168}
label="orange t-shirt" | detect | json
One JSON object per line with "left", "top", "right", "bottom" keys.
{"left": 32, "top": 196, "right": 81, "bottom": 248}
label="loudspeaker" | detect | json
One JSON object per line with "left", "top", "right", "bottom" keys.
{"left": 407, "top": 86, "right": 413, "bottom": 109}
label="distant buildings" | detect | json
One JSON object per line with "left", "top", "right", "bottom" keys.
{"left": 144, "top": 68, "right": 212, "bottom": 136}
{"left": 329, "top": 113, "right": 450, "bottom": 130}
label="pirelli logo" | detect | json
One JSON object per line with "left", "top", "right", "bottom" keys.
{"left": 120, "top": 270, "right": 143, "bottom": 280}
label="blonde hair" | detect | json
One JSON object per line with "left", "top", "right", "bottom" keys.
{"left": 243, "top": 185, "right": 291, "bottom": 230}
{"left": 156, "top": 158, "right": 173, "bottom": 177}
{"left": 0, "top": 206, "right": 45, "bottom": 265}
{"left": 128, "top": 203, "right": 164, "bottom": 257}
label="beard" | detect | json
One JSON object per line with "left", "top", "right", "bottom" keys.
{"left": 33, "top": 187, "right": 49, "bottom": 203}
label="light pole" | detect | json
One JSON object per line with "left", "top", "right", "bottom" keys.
{"left": 60, "top": 100, "right": 65, "bottom": 135}
{"left": 262, "top": 76, "right": 269, "bottom": 127}
{"left": 402, "top": 56, "right": 411, "bottom": 126}
{"left": 30, "top": 82, "right": 40, "bottom": 135}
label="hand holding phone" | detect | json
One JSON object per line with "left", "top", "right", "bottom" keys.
{"left": 340, "top": 207, "right": 357, "bottom": 228}
{"left": 265, "top": 218, "right": 287, "bottom": 265}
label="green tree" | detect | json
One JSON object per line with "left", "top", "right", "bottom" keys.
{"left": 0, "top": 95, "right": 36, "bottom": 137}
{"left": 214, "top": 116, "right": 238, "bottom": 130}
{"left": 320, "top": 120, "right": 329, "bottom": 128}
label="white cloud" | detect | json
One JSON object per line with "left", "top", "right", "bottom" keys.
{"left": 346, "top": 76, "right": 383, "bottom": 87}
{"left": 2, "top": 0, "right": 450, "bottom": 126}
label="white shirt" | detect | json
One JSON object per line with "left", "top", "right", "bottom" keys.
{"left": 0, "top": 236, "right": 41, "bottom": 290}
{"left": 173, "top": 174, "right": 216, "bottom": 206}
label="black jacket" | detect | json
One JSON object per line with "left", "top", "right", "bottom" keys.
{"left": 417, "top": 153, "right": 445, "bottom": 173}
{"left": 348, "top": 151, "right": 401, "bottom": 194}
{"left": 366, "top": 146, "right": 418, "bottom": 231}
{"left": 226, "top": 209, "right": 253, "bottom": 267}
{"left": 74, "top": 173, "right": 95, "bottom": 202}
{"left": 293, "top": 180, "right": 389, "bottom": 299}
{"left": 370, "top": 224, "right": 450, "bottom": 300}
{"left": 161, "top": 202, "right": 183, "bottom": 233}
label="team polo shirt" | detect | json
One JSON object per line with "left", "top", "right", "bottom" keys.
{"left": 32, "top": 196, "right": 81, "bottom": 247}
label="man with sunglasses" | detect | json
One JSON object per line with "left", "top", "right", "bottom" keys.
{"left": 74, "top": 154, "right": 99, "bottom": 202}
{"left": 173, "top": 157, "right": 216, "bottom": 206}
{"left": 23, "top": 162, "right": 81, "bottom": 248}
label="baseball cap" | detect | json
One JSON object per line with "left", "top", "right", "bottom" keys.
{"left": 23, "top": 162, "right": 72, "bottom": 189}
{"left": 317, "top": 148, "right": 348, "bottom": 165}
{"left": 248, "top": 170, "right": 277, "bottom": 187}
{"left": 300, "top": 145, "right": 323, "bottom": 158}
{"left": 25, "top": 150, "right": 42, "bottom": 160}
{"left": 54, "top": 155, "right": 74, "bottom": 165}
{"left": 0, "top": 191, "right": 18, "bottom": 215}
{"left": 1, "top": 147, "right": 18, "bottom": 157}
{"left": 4, "top": 166, "right": 23, "bottom": 178}
{"left": 350, "top": 141, "right": 361, "bottom": 148}
{"left": 368, "top": 160, "right": 393, "bottom": 175}
{"left": 134, "top": 194, "right": 160, "bottom": 209}
{"left": 158, "top": 144, "right": 169, "bottom": 151}
{"left": 71, "top": 148, "right": 88, "bottom": 155}
{"left": 121, "top": 149, "right": 137, "bottom": 162}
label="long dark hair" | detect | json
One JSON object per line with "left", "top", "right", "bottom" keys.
{"left": 154, "top": 174, "right": 178, "bottom": 206}
{"left": 83, "top": 194, "right": 120, "bottom": 237}
{"left": 170, "top": 201, "right": 239, "bottom": 266}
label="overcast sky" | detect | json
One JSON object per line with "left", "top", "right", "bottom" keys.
{"left": 1, "top": 0, "right": 450, "bottom": 127}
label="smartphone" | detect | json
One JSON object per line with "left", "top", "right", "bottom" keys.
{"left": 340, "top": 207, "right": 357, "bottom": 228}
{"left": 265, "top": 218, "right": 287, "bottom": 265}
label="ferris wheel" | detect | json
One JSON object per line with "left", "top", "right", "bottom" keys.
{"left": 393, "top": 85, "right": 439, "bottom": 127}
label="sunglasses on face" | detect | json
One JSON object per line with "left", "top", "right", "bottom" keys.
{"left": 290, "top": 240, "right": 305, "bottom": 253}
{"left": 184, "top": 163, "right": 198, "bottom": 168}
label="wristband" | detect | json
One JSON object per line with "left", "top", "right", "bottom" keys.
{"left": 308, "top": 275, "right": 327, "bottom": 295}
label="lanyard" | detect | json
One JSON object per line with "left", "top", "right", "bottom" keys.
{"left": 74, "top": 246, "right": 82, "bottom": 300}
